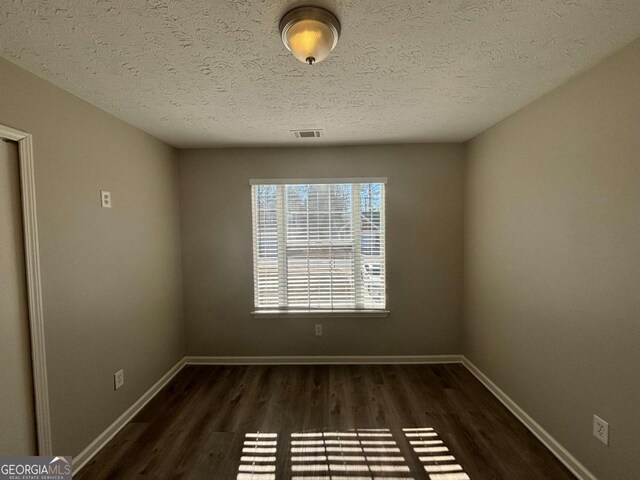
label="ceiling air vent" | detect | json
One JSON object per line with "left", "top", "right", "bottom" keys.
{"left": 291, "top": 129, "right": 324, "bottom": 139}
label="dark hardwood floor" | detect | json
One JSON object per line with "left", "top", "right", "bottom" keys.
{"left": 76, "top": 364, "right": 575, "bottom": 480}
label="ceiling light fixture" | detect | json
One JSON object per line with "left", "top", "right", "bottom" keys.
{"left": 279, "top": 6, "right": 341, "bottom": 65}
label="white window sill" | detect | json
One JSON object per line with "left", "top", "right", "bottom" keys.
{"left": 251, "top": 310, "right": 390, "bottom": 319}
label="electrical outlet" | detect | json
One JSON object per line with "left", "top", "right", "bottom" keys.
{"left": 593, "top": 415, "right": 609, "bottom": 445}
{"left": 100, "top": 190, "right": 112, "bottom": 208}
{"left": 114, "top": 369, "right": 124, "bottom": 390}
{"left": 314, "top": 324, "right": 323, "bottom": 336}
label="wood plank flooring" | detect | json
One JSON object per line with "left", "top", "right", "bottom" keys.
{"left": 75, "top": 364, "right": 576, "bottom": 480}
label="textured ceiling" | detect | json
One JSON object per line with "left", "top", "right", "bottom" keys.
{"left": 1, "top": 1, "right": 640, "bottom": 148}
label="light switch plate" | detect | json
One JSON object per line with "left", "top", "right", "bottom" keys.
{"left": 100, "top": 190, "right": 112, "bottom": 208}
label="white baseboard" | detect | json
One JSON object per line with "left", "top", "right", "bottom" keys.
{"left": 461, "top": 356, "right": 597, "bottom": 480}
{"left": 72, "top": 357, "right": 186, "bottom": 475}
{"left": 184, "top": 354, "right": 464, "bottom": 365}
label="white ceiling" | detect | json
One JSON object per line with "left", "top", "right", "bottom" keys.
{"left": 1, "top": 1, "right": 639, "bottom": 148}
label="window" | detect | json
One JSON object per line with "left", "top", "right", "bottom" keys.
{"left": 251, "top": 178, "right": 387, "bottom": 315}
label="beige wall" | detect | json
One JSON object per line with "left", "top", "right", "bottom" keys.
{"left": 464, "top": 38, "right": 640, "bottom": 480}
{"left": 179, "top": 145, "right": 464, "bottom": 356}
{"left": 0, "top": 58, "right": 185, "bottom": 456}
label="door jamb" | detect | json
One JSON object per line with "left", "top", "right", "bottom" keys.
{"left": 0, "top": 123, "right": 52, "bottom": 455}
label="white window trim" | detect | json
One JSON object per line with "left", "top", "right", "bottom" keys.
{"left": 251, "top": 310, "right": 390, "bottom": 318}
{"left": 250, "top": 178, "right": 388, "bottom": 316}
{"left": 250, "top": 177, "right": 387, "bottom": 185}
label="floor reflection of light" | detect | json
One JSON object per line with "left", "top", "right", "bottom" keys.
{"left": 291, "top": 476, "right": 415, "bottom": 480}
{"left": 409, "top": 440, "right": 444, "bottom": 446}
{"left": 365, "top": 456, "right": 405, "bottom": 462}
{"left": 238, "top": 464, "right": 276, "bottom": 472}
{"left": 237, "top": 427, "right": 470, "bottom": 479}
{"left": 403, "top": 428, "right": 470, "bottom": 480}
{"left": 413, "top": 446, "right": 449, "bottom": 453}
{"left": 290, "top": 477, "right": 332, "bottom": 480}
{"left": 326, "top": 446, "right": 363, "bottom": 453}
{"left": 362, "top": 447, "right": 400, "bottom": 453}
{"left": 325, "top": 440, "right": 360, "bottom": 445}
{"left": 427, "top": 475, "right": 470, "bottom": 480}
{"left": 291, "top": 455, "right": 328, "bottom": 462}
{"left": 288, "top": 428, "right": 414, "bottom": 480}
{"left": 329, "top": 464, "right": 370, "bottom": 472}
{"left": 292, "top": 464, "right": 330, "bottom": 472}
{"left": 237, "top": 432, "right": 278, "bottom": 480}
{"left": 236, "top": 475, "right": 276, "bottom": 480}
{"left": 368, "top": 465, "right": 410, "bottom": 472}
{"left": 326, "top": 455, "right": 366, "bottom": 462}
{"left": 242, "top": 447, "right": 277, "bottom": 453}
{"left": 292, "top": 446, "right": 326, "bottom": 453}
{"left": 419, "top": 455, "right": 456, "bottom": 463}
{"left": 424, "top": 464, "right": 463, "bottom": 473}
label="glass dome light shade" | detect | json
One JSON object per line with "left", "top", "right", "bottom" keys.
{"left": 280, "top": 7, "right": 340, "bottom": 65}
{"left": 285, "top": 19, "right": 335, "bottom": 64}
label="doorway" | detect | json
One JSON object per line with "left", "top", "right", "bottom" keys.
{"left": 0, "top": 138, "right": 37, "bottom": 454}
{"left": 0, "top": 124, "right": 51, "bottom": 456}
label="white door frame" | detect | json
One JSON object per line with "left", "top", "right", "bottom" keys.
{"left": 0, "top": 123, "right": 52, "bottom": 455}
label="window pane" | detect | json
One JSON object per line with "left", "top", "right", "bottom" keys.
{"left": 252, "top": 181, "right": 385, "bottom": 311}
{"left": 359, "top": 183, "right": 385, "bottom": 308}
{"left": 253, "top": 185, "right": 279, "bottom": 307}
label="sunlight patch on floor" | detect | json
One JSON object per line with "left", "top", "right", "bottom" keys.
{"left": 288, "top": 428, "right": 413, "bottom": 480}
{"left": 403, "top": 428, "right": 470, "bottom": 480}
{"left": 237, "top": 432, "right": 278, "bottom": 480}
{"left": 237, "top": 427, "right": 470, "bottom": 479}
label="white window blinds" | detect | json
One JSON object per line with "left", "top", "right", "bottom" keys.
{"left": 251, "top": 179, "right": 386, "bottom": 312}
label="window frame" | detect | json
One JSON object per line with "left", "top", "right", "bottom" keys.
{"left": 250, "top": 177, "right": 389, "bottom": 318}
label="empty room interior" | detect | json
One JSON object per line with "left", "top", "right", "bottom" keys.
{"left": 1, "top": 1, "right": 639, "bottom": 479}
